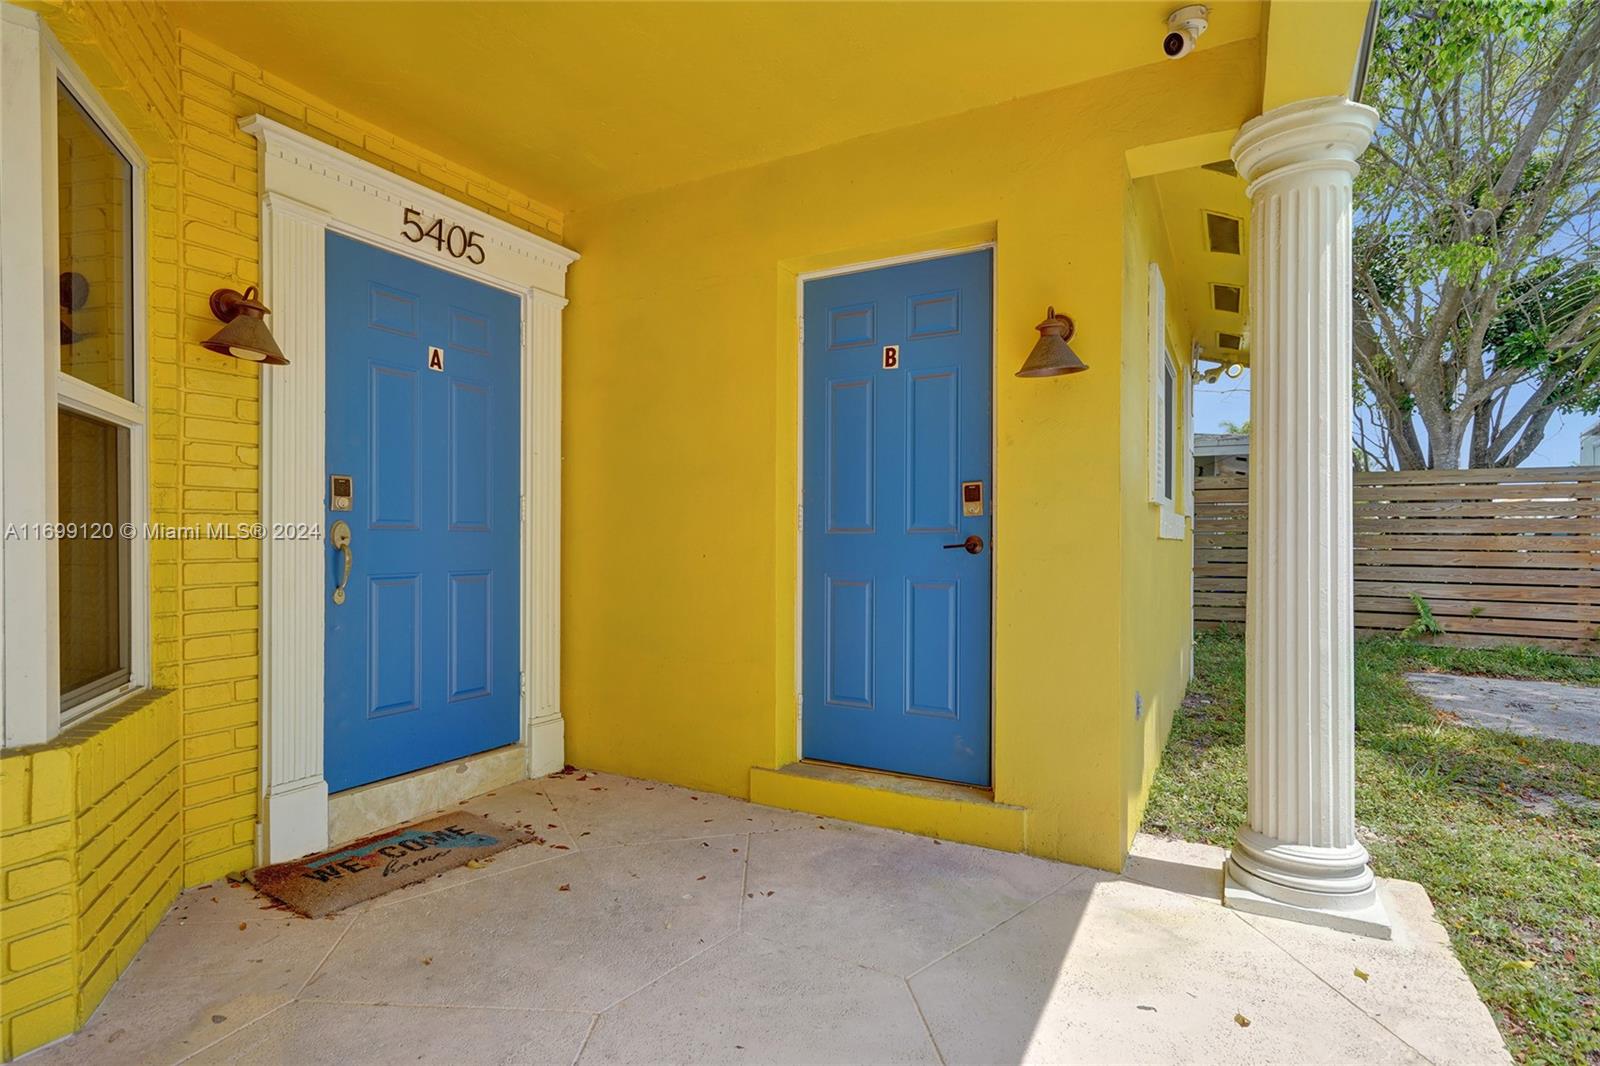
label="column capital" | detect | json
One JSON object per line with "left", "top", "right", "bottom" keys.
{"left": 1231, "top": 95, "right": 1378, "bottom": 191}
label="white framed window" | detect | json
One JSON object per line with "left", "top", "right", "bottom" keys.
{"left": 2, "top": 7, "right": 150, "bottom": 745}
{"left": 1147, "top": 262, "right": 1184, "bottom": 539}
{"left": 1158, "top": 350, "right": 1178, "bottom": 506}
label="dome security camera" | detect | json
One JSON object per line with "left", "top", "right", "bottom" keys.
{"left": 1164, "top": 5, "right": 1210, "bottom": 59}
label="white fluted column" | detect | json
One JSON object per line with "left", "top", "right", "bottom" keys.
{"left": 1222, "top": 97, "right": 1390, "bottom": 938}
{"left": 258, "top": 191, "right": 332, "bottom": 863}
{"left": 523, "top": 289, "right": 566, "bottom": 777}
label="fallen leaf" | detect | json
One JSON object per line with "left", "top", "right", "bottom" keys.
{"left": 421, "top": 957, "right": 432, "bottom": 966}
{"left": 1137, "top": 1005, "right": 1157, "bottom": 1013}
{"left": 1234, "top": 1014, "right": 1250, "bottom": 1028}
{"left": 465, "top": 858, "right": 491, "bottom": 869}
{"left": 211, "top": 1015, "right": 226, "bottom": 1024}
{"left": 238, "top": 922, "right": 247, "bottom": 931}
{"left": 552, "top": 844, "right": 570, "bottom": 850}
{"left": 765, "top": 890, "right": 774, "bottom": 897}
{"left": 1505, "top": 960, "right": 1536, "bottom": 970}
{"left": 548, "top": 824, "right": 558, "bottom": 829}
{"left": 558, "top": 884, "right": 571, "bottom": 892}
{"left": 1354, "top": 968, "right": 1369, "bottom": 982}
{"left": 696, "top": 875, "right": 707, "bottom": 881}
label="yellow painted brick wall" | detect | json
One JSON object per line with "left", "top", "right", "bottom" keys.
{"left": 0, "top": 693, "right": 181, "bottom": 1060}
{"left": 2, "top": 1, "right": 565, "bottom": 1058}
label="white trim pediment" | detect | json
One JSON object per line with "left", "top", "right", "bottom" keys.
{"left": 240, "top": 115, "right": 576, "bottom": 298}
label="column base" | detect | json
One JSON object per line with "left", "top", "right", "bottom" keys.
{"left": 262, "top": 775, "right": 329, "bottom": 864}
{"left": 1223, "top": 833, "right": 1392, "bottom": 939}
{"left": 1224, "top": 864, "right": 1392, "bottom": 938}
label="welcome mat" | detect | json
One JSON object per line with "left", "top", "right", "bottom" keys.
{"left": 250, "top": 812, "right": 536, "bottom": 918}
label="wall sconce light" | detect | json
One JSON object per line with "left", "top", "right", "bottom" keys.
{"left": 1016, "top": 306, "right": 1087, "bottom": 377}
{"left": 202, "top": 286, "right": 288, "bottom": 365}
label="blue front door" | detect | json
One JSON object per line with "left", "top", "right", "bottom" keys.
{"left": 324, "top": 233, "right": 521, "bottom": 792}
{"left": 801, "top": 250, "right": 993, "bottom": 786}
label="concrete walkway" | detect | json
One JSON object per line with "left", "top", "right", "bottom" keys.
{"left": 20, "top": 770, "right": 1508, "bottom": 1065}
{"left": 1406, "top": 671, "right": 1600, "bottom": 746}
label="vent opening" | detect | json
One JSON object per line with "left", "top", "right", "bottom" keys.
{"left": 1216, "top": 331, "right": 1243, "bottom": 351}
{"left": 1210, "top": 283, "right": 1242, "bottom": 314}
{"left": 1204, "top": 212, "right": 1242, "bottom": 255}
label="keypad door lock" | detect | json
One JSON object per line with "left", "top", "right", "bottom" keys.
{"left": 961, "top": 480, "right": 985, "bottom": 517}
{"left": 330, "top": 474, "right": 353, "bottom": 512}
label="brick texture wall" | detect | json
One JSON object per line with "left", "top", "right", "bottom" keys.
{"left": 0, "top": 1, "right": 564, "bottom": 1057}
{"left": 0, "top": 694, "right": 181, "bottom": 1059}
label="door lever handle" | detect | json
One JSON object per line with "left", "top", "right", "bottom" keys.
{"left": 943, "top": 535, "right": 984, "bottom": 555}
{"left": 330, "top": 520, "right": 353, "bottom": 605}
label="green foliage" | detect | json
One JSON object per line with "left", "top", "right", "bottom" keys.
{"left": 1146, "top": 630, "right": 1600, "bottom": 1063}
{"left": 1402, "top": 592, "right": 1446, "bottom": 638}
{"left": 1352, "top": 0, "right": 1600, "bottom": 468}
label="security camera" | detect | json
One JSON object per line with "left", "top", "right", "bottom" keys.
{"left": 1163, "top": 5, "right": 1210, "bottom": 59}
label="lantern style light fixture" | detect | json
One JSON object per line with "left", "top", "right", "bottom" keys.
{"left": 1016, "top": 306, "right": 1087, "bottom": 377}
{"left": 202, "top": 286, "right": 289, "bottom": 365}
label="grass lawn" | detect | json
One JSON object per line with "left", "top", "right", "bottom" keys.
{"left": 1143, "top": 629, "right": 1600, "bottom": 1065}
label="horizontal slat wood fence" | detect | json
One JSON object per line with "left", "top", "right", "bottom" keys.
{"left": 1194, "top": 466, "right": 1600, "bottom": 654}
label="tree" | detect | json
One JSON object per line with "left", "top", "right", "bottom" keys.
{"left": 1352, "top": 0, "right": 1600, "bottom": 469}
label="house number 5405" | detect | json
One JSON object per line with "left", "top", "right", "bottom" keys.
{"left": 401, "top": 207, "right": 486, "bottom": 265}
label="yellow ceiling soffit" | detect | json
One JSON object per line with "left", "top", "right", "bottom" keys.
{"left": 1127, "top": 129, "right": 1240, "bottom": 180}
{"left": 163, "top": 0, "right": 1269, "bottom": 211}
{"left": 1260, "top": 0, "right": 1375, "bottom": 111}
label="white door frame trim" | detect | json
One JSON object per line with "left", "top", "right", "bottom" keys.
{"left": 242, "top": 115, "right": 577, "bottom": 863}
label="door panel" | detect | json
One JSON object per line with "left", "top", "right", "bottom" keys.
{"left": 802, "top": 250, "right": 993, "bottom": 786}
{"left": 324, "top": 233, "right": 521, "bottom": 792}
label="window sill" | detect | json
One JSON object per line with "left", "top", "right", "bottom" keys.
{"left": 4, "top": 688, "right": 172, "bottom": 755}
{"left": 1157, "top": 508, "right": 1186, "bottom": 541}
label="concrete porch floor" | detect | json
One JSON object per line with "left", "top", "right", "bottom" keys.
{"left": 20, "top": 770, "right": 1508, "bottom": 1065}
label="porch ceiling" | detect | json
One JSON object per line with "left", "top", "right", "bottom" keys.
{"left": 164, "top": 0, "right": 1265, "bottom": 211}
{"left": 1154, "top": 165, "right": 1254, "bottom": 365}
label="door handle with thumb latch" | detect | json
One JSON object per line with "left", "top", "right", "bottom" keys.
{"left": 330, "top": 520, "right": 353, "bottom": 604}
{"left": 943, "top": 535, "right": 984, "bottom": 555}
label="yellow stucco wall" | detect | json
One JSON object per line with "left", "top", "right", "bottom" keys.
{"left": 0, "top": 2, "right": 564, "bottom": 1056}
{"left": 561, "top": 41, "right": 1261, "bottom": 871}
{"left": 1118, "top": 176, "right": 1198, "bottom": 849}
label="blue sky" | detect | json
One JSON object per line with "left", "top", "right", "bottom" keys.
{"left": 1192, "top": 371, "right": 1590, "bottom": 468}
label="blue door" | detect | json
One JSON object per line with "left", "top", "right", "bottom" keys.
{"left": 802, "top": 250, "right": 993, "bottom": 786}
{"left": 324, "top": 233, "right": 521, "bottom": 792}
